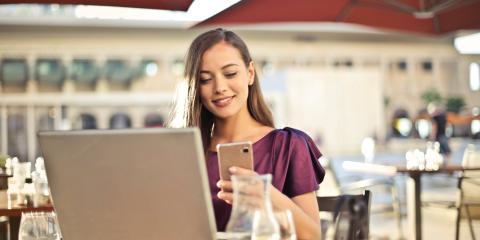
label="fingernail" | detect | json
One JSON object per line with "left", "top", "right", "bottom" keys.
{"left": 216, "top": 181, "right": 222, "bottom": 188}
{"left": 217, "top": 192, "right": 224, "bottom": 199}
{"left": 229, "top": 167, "right": 236, "bottom": 173}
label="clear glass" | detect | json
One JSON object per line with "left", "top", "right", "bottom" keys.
{"left": 274, "top": 210, "right": 297, "bottom": 240}
{"left": 226, "top": 174, "right": 280, "bottom": 240}
{"left": 18, "top": 212, "right": 61, "bottom": 240}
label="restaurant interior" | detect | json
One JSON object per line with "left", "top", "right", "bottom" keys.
{"left": 0, "top": 0, "right": 480, "bottom": 239}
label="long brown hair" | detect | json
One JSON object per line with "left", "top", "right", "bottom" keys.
{"left": 181, "top": 28, "right": 274, "bottom": 153}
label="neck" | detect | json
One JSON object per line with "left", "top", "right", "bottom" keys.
{"left": 213, "top": 109, "right": 261, "bottom": 143}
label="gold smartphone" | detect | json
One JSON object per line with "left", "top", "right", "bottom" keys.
{"left": 217, "top": 141, "right": 254, "bottom": 180}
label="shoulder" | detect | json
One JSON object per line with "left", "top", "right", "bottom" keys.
{"left": 269, "top": 127, "right": 321, "bottom": 158}
{"left": 270, "top": 127, "right": 314, "bottom": 144}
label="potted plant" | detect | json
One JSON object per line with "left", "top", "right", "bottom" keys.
{"left": 446, "top": 96, "right": 466, "bottom": 114}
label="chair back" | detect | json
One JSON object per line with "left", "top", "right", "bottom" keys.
{"left": 317, "top": 190, "right": 371, "bottom": 240}
{"left": 462, "top": 144, "right": 480, "bottom": 177}
{"left": 460, "top": 144, "right": 480, "bottom": 218}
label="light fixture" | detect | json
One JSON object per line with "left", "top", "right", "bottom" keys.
{"left": 454, "top": 32, "right": 480, "bottom": 54}
{"left": 470, "top": 62, "right": 480, "bottom": 91}
{"left": 415, "top": 119, "right": 431, "bottom": 139}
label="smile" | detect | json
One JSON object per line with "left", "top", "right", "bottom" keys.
{"left": 212, "top": 96, "right": 234, "bottom": 107}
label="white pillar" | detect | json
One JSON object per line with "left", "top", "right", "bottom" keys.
{"left": 95, "top": 56, "right": 109, "bottom": 93}
{"left": 62, "top": 56, "right": 75, "bottom": 93}
{"left": 26, "top": 104, "right": 36, "bottom": 162}
{"left": 53, "top": 104, "right": 62, "bottom": 130}
{"left": 26, "top": 55, "right": 38, "bottom": 94}
{"left": 378, "top": 56, "right": 389, "bottom": 142}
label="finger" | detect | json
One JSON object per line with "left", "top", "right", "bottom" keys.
{"left": 229, "top": 166, "right": 258, "bottom": 176}
{"left": 216, "top": 180, "right": 233, "bottom": 191}
{"left": 217, "top": 191, "right": 233, "bottom": 203}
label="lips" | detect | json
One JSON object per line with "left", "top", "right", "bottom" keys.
{"left": 212, "top": 96, "right": 234, "bottom": 107}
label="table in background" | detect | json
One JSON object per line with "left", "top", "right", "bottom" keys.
{"left": 343, "top": 161, "right": 480, "bottom": 240}
{"left": 0, "top": 190, "right": 54, "bottom": 240}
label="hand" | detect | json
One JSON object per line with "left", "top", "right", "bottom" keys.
{"left": 216, "top": 166, "right": 258, "bottom": 204}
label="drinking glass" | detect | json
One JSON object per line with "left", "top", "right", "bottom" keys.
{"left": 18, "top": 211, "right": 61, "bottom": 240}
{"left": 274, "top": 210, "right": 297, "bottom": 240}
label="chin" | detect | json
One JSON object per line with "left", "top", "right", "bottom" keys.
{"left": 210, "top": 108, "right": 240, "bottom": 120}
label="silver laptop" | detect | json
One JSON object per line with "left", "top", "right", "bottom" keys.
{"left": 38, "top": 128, "right": 217, "bottom": 240}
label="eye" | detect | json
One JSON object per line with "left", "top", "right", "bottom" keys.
{"left": 199, "top": 78, "right": 211, "bottom": 84}
{"left": 224, "top": 72, "right": 237, "bottom": 78}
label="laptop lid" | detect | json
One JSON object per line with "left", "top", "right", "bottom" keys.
{"left": 38, "top": 128, "right": 216, "bottom": 240}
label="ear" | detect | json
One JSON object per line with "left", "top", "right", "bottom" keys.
{"left": 248, "top": 61, "right": 255, "bottom": 86}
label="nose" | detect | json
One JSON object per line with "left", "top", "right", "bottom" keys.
{"left": 214, "top": 77, "right": 227, "bottom": 94}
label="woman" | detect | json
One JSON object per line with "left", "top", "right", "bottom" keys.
{"left": 180, "top": 28, "right": 324, "bottom": 239}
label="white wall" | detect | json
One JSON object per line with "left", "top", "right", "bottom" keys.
{"left": 285, "top": 67, "right": 384, "bottom": 155}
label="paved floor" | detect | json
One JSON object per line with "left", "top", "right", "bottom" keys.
{"left": 370, "top": 208, "right": 480, "bottom": 239}
{"left": 319, "top": 139, "right": 480, "bottom": 240}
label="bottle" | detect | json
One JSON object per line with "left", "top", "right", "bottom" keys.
{"left": 31, "top": 157, "right": 50, "bottom": 207}
{"left": 5, "top": 157, "right": 12, "bottom": 175}
{"left": 226, "top": 174, "right": 280, "bottom": 240}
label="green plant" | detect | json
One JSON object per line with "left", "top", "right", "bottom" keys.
{"left": 0, "top": 153, "right": 9, "bottom": 168}
{"left": 446, "top": 96, "right": 466, "bottom": 113}
{"left": 421, "top": 88, "right": 442, "bottom": 105}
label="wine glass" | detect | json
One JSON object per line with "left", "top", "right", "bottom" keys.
{"left": 18, "top": 211, "right": 61, "bottom": 240}
{"left": 274, "top": 210, "right": 296, "bottom": 240}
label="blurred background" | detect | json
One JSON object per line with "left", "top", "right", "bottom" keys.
{"left": 0, "top": 0, "right": 479, "bottom": 239}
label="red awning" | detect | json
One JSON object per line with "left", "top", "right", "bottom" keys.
{"left": 0, "top": 0, "right": 193, "bottom": 11}
{"left": 196, "top": 0, "right": 480, "bottom": 35}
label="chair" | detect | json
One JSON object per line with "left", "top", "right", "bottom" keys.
{"left": 422, "top": 144, "right": 480, "bottom": 240}
{"left": 317, "top": 190, "right": 371, "bottom": 240}
{"left": 326, "top": 157, "right": 403, "bottom": 239}
{"left": 455, "top": 144, "right": 480, "bottom": 240}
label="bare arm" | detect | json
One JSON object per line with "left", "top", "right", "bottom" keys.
{"left": 270, "top": 188, "right": 321, "bottom": 240}
{"left": 217, "top": 167, "right": 321, "bottom": 240}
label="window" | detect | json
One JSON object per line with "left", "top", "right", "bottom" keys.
{"left": 144, "top": 113, "right": 164, "bottom": 128}
{"left": 35, "top": 58, "right": 66, "bottom": 86}
{"left": 1, "top": 58, "right": 28, "bottom": 86}
{"left": 109, "top": 113, "right": 131, "bottom": 129}
{"left": 470, "top": 62, "right": 480, "bottom": 91}
{"left": 421, "top": 61, "right": 433, "bottom": 72}
{"left": 105, "top": 59, "right": 132, "bottom": 86}
{"left": 333, "top": 59, "right": 353, "bottom": 68}
{"left": 397, "top": 61, "right": 407, "bottom": 71}
{"left": 71, "top": 59, "right": 99, "bottom": 86}
{"left": 74, "top": 113, "right": 97, "bottom": 130}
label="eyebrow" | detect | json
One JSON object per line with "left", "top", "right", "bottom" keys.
{"left": 200, "top": 63, "right": 239, "bottom": 74}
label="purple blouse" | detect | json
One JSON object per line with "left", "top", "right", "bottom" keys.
{"left": 207, "top": 127, "right": 325, "bottom": 231}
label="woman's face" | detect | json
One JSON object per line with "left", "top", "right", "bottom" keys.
{"left": 198, "top": 41, "right": 254, "bottom": 120}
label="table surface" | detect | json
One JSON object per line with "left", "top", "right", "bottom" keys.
{"left": 0, "top": 190, "right": 54, "bottom": 216}
{"left": 396, "top": 165, "right": 480, "bottom": 173}
{"left": 342, "top": 161, "right": 480, "bottom": 176}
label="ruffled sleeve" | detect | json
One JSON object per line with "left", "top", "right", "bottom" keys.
{"left": 270, "top": 127, "right": 325, "bottom": 198}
